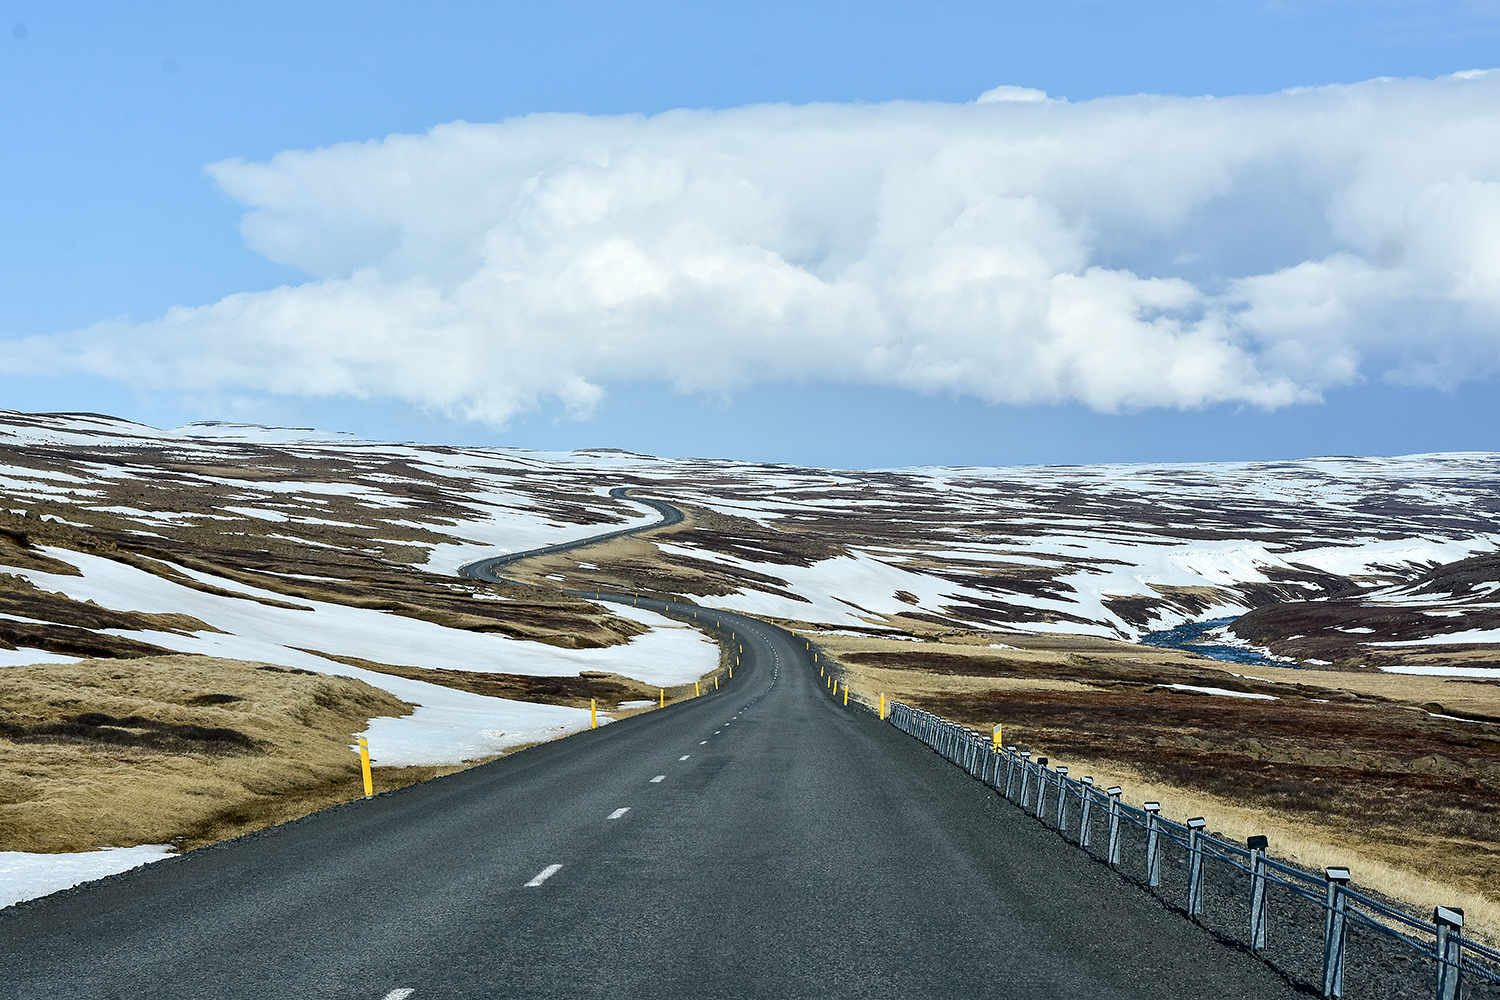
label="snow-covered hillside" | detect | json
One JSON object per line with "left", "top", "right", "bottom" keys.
{"left": 2, "top": 409, "right": 1497, "bottom": 723}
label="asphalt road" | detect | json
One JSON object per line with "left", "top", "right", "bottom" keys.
{"left": 0, "top": 500, "right": 1305, "bottom": 999}
{"left": 456, "top": 485, "right": 682, "bottom": 587}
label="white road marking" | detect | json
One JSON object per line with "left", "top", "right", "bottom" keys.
{"left": 714, "top": 730, "right": 721, "bottom": 734}
{"left": 650, "top": 774, "right": 666, "bottom": 783}
{"left": 699, "top": 740, "right": 708, "bottom": 744}
{"left": 679, "top": 755, "right": 690, "bottom": 761}
{"left": 607, "top": 807, "right": 631, "bottom": 820}
{"left": 525, "top": 864, "right": 562, "bottom": 887}
{"left": 382, "top": 991, "right": 414, "bottom": 1000}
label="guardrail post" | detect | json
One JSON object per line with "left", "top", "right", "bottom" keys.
{"left": 1054, "top": 767, "right": 1069, "bottom": 830}
{"left": 1186, "top": 817, "right": 1207, "bottom": 916}
{"left": 1004, "top": 747, "right": 1018, "bottom": 799}
{"left": 1321, "top": 867, "right": 1351, "bottom": 998}
{"left": 1018, "top": 751, "right": 1033, "bottom": 808}
{"left": 1143, "top": 802, "right": 1162, "bottom": 887}
{"left": 1248, "top": 835, "right": 1269, "bottom": 951}
{"left": 1078, "top": 777, "right": 1094, "bottom": 847}
{"left": 1033, "top": 758, "right": 1049, "bottom": 818}
{"left": 1106, "top": 787, "right": 1123, "bottom": 865}
{"left": 1434, "top": 906, "right": 1464, "bottom": 1000}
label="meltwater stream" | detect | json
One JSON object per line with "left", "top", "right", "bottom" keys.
{"left": 1138, "top": 616, "right": 1292, "bottom": 667}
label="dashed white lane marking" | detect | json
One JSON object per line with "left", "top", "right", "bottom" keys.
{"left": 699, "top": 740, "right": 708, "bottom": 745}
{"left": 650, "top": 775, "right": 666, "bottom": 783}
{"left": 607, "top": 807, "right": 631, "bottom": 820}
{"left": 714, "top": 730, "right": 721, "bottom": 734}
{"left": 383, "top": 991, "right": 414, "bottom": 1000}
{"left": 525, "top": 864, "right": 562, "bottom": 887}
{"left": 679, "top": 755, "right": 690, "bottom": 761}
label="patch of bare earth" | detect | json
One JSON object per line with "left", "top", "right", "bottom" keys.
{"left": 816, "top": 632, "right": 1500, "bottom": 934}
{"left": 0, "top": 654, "right": 431, "bottom": 854}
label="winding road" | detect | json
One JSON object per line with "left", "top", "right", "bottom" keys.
{"left": 0, "top": 492, "right": 1302, "bottom": 999}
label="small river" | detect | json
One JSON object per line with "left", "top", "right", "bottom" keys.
{"left": 1137, "top": 616, "right": 1291, "bottom": 667}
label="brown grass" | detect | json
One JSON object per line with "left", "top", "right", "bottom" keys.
{"left": 0, "top": 655, "right": 420, "bottom": 853}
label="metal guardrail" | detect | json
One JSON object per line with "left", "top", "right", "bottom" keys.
{"left": 886, "top": 701, "right": 1500, "bottom": 999}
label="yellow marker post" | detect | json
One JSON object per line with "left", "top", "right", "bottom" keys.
{"left": 659, "top": 688, "right": 665, "bottom": 708}
{"left": 714, "top": 676, "right": 719, "bottom": 690}
{"left": 843, "top": 683, "right": 849, "bottom": 706}
{"left": 993, "top": 724, "right": 1003, "bottom": 752}
{"left": 358, "top": 737, "right": 373, "bottom": 798}
{"left": 879, "top": 693, "right": 887, "bottom": 720}
{"left": 591, "top": 698, "right": 597, "bottom": 729}
{"left": 729, "top": 665, "right": 733, "bottom": 679}
{"left": 695, "top": 681, "right": 701, "bottom": 697}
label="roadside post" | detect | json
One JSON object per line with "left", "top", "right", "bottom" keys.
{"left": 659, "top": 688, "right": 665, "bottom": 708}
{"left": 1186, "top": 817, "right": 1207, "bottom": 915}
{"left": 590, "top": 699, "right": 597, "bottom": 729}
{"left": 1106, "top": 787, "right": 1123, "bottom": 865}
{"left": 1054, "top": 766, "right": 1069, "bottom": 830}
{"left": 1248, "top": 835, "right": 1270, "bottom": 951}
{"left": 358, "top": 737, "right": 373, "bottom": 799}
{"left": 1144, "top": 802, "right": 1162, "bottom": 886}
{"left": 1078, "top": 777, "right": 1095, "bottom": 847}
{"left": 1435, "top": 906, "right": 1465, "bottom": 1000}
{"left": 992, "top": 724, "right": 1002, "bottom": 752}
{"left": 1321, "top": 867, "right": 1352, "bottom": 998}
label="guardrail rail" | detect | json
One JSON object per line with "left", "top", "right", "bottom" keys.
{"left": 885, "top": 701, "right": 1500, "bottom": 999}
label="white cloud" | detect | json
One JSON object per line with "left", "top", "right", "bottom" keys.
{"left": 11, "top": 70, "right": 1500, "bottom": 424}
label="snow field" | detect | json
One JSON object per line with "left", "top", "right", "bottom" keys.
{"left": 6, "top": 547, "right": 718, "bottom": 767}
{"left": 0, "top": 845, "right": 174, "bottom": 910}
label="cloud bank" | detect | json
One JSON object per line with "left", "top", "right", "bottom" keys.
{"left": 16, "top": 71, "right": 1500, "bottom": 424}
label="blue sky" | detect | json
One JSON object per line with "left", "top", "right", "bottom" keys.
{"left": 2, "top": 1, "right": 1499, "bottom": 467}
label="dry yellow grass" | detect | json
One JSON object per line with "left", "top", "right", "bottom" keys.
{"left": 0, "top": 654, "right": 417, "bottom": 853}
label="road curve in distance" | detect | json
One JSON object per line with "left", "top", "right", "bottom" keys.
{"left": 458, "top": 486, "right": 682, "bottom": 586}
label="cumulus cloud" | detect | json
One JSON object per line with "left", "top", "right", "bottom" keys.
{"left": 12, "top": 71, "right": 1500, "bottom": 424}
